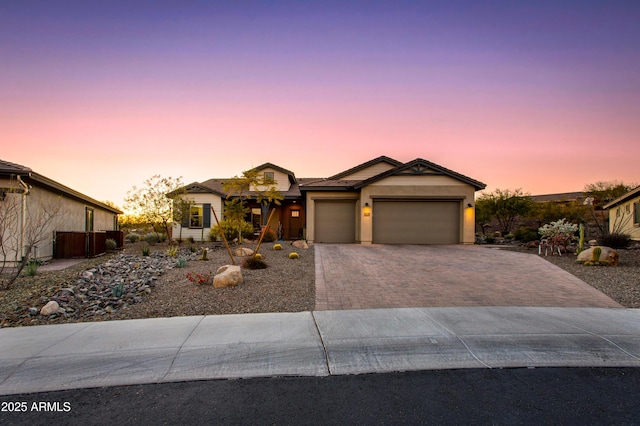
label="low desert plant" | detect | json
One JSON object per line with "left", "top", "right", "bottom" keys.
{"left": 143, "top": 233, "right": 159, "bottom": 246}
{"left": 273, "top": 243, "right": 283, "bottom": 251}
{"left": 289, "top": 252, "right": 299, "bottom": 259}
{"left": 597, "top": 233, "right": 631, "bottom": 249}
{"left": 23, "top": 260, "right": 39, "bottom": 277}
{"left": 187, "top": 236, "right": 195, "bottom": 244}
{"left": 199, "top": 248, "right": 209, "bottom": 261}
{"left": 261, "top": 227, "right": 277, "bottom": 243}
{"left": 242, "top": 257, "right": 268, "bottom": 270}
{"left": 142, "top": 246, "right": 150, "bottom": 256}
{"left": 175, "top": 257, "right": 188, "bottom": 268}
{"left": 105, "top": 238, "right": 118, "bottom": 251}
{"left": 110, "top": 282, "right": 125, "bottom": 297}
{"left": 254, "top": 253, "right": 263, "bottom": 260}
{"left": 189, "top": 244, "right": 198, "bottom": 253}
{"left": 584, "top": 246, "right": 609, "bottom": 266}
{"left": 186, "top": 271, "right": 212, "bottom": 285}
{"left": 166, "top": 245, "right": 179, "bottom": 257}
{"left": 126, "top": 232, "right": 140, "bottom": 243}
{"left": 513, "top": 227, "right": 539, "bottom": 243}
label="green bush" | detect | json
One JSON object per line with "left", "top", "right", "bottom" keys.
{"left": 210, "top": 220, "right": 253, "bottom": 241}
{"left": 513, "top": 227, "right": 540, "bottom": 243}
{"left": 143, "top": 233, "right": 159, "bottom": 245}
{"left": 485, "top": 236, "right": 495, "bottom": 244}
{"left": 105, "top": 238, "right": 118, "bottom": 251}
{"left": 597, "top": 233, "right": 631, "bottom": 249}
{"left": 126, "top": 233, "right": 140, "bottom": 243}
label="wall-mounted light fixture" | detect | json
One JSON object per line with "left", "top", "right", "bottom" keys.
{"left": 467, "top": 203, "right": 473, "bottom": 208}
{"left": 363, "top": 202, "right": 372, "bottom": 217}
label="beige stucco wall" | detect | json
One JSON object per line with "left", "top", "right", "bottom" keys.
{"left": 1, "top": 182, "right": 118, "bottom": 263}
{"left": 609, "top": 195, "right": 640, "bottom": 241}
{"left": 251, "top": 168, "right": 291, "bottom": 192}
{"left": 171, "top": 193, "right": 223, "bottom": 242}
{"left": 305, "top": 191, "right": 360, "bottom": 243}
{"left": 361, "top": 174, "right": 476, "bottom": 244}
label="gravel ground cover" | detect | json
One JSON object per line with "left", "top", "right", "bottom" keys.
{"left": 1, "top": 242, "right": 638, "bottom": 328}
{"left": 0, "top": 241, "right": 315, "bottom": 328}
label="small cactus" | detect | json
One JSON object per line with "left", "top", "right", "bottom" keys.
{"left": 142, "top": 246, "right": 150, "bottom": 256}
{"left": 592, "top": 246, "right": 602, "bottom": 262}
{"left": 577, "top": 224, "right": 585, "bottom": 255}
{"left": 176, "top": 257, "right": 187, "bottom": 268}
{"left": 273, "top": 243, "right": 283, "bottom": 251}
{"left": 254, "top": 253, "right": 263, "bottom": 260}
{"left": 289, "top": 252, "right": 299, "bottom": 259}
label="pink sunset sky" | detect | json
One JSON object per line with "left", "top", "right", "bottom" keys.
{"left": 1, "top": 1, "right": 638, "bottom": 210}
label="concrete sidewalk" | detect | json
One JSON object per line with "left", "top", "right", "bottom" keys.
{"left": 1, "top": 307, "right": 640, "bottom": 395}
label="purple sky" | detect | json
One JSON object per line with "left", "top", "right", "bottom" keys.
{"left": 1, "top": 1, "right": 638, "bottom": 209}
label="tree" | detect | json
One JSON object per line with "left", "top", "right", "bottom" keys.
{"left": 0, "top": 180, "right": 65, "bottom": 290}
{"left": 124, "top": 175, "right": 186, "bottom": 240}
{"left": 581, "top": 181, "right": 637, "bottom": 235}
{"left": 171, "top": 196, "right": 194, "bottom": 242}
{"left": 476, "top": 189, "right": 533, "bottom": 235}
{"left": 222, "top": 168, "right": 284, "bottom": 241}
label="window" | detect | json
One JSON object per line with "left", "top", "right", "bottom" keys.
{"left": 291, "top": 210, "right": 300, "bottom": 218}
{"left": 190, "top": 205, "right": 203, "bottom": 228}
{"left": 264, "top": 172, "right": 275, "bottom": 183}
{"left": 634, "top": 201, "right": 640, "bottom": 225}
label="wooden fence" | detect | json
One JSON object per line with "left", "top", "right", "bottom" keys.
{"left": 54, "top": 231, "right": 124, "bottom": 259}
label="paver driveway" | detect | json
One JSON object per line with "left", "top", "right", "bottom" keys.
{"left": 314, "top": 244, "right": 622, "bottom": 310}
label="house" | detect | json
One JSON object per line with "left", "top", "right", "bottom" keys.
{"left": 603, "top": 186, "right": 640, "bottom": 241}
{"left": 0, "top": 159, "right": 122, "bottom": 264}
{"left": 173, "top": 156, "right": 486, "bottom": 245}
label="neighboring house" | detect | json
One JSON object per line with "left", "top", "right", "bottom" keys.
{"left": 173, "top": 156, "right": 486, "bottom": 245}
{"left": 603, "top": 186, "right": 640, "bottom": 241}
{"left": 530, "top": 192, "right": 585, "bottom": 204}
{"left": 0, "top": 160, "right": 122, "bottom": 264}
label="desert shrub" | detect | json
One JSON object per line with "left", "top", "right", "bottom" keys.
{"left": 289, "top": 252, "right": 299, "bottom": 259}
{"left": 187, "top": 236, "right": 195, "bottom": 244}
{"left": 158, "top": 233, "right": 168, "bottom": 243}
{"left": 166, "top": 245, "right": 179, "bottom": 257}
{"left": 143, "top": 233, "right": 159, "bottom": 245}
{"left": 105, "top": 238, "right": 118, "bottom": 251}
{"left": 175, "top": 257, "right": 187, "bottom": 268}
{"left": 23, "top": 260, "right": 39, "bottom": 277}
{"left": 273, "top": 243, "right": 283, "bottom": 250}
{"left": 242, "top": 257, "right": 268, "bottom": 270}
{"left": 126, "top": 232, "right": 140, "bottom": 243}
{"left": 485, "top": 236, "right": 495, "bottom": 244}
{"left": 597, "top": 233, "right": 631, "bottom": 249}
{"left": 142, "top": 246, "right": 150, "bottom": 256}
{"left": 260, "top": 227, "right": 277, "bottom": 242}
{"left": 513, "top": 227, "right": 539, "bottom": 243}
{"left": 210, "top": 220, "right": 254, "bottom": 242}
{"left": 186, "top": 272, "right": 212, "bottom": 285}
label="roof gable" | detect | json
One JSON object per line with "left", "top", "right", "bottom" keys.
{"left": 254, "top": 163, "right": 296, "bottom": 184}
{"left": 603, "top": 185, "right": 640, "bottom": 209}
{"left": 354, "top": 158, "right": 486, "bottom": 191}
{"left": 327, "top": 156, "right": 402, "bottom": 180}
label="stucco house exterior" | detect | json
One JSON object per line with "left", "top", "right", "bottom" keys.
{"left": 0, "top": 160, "right": 122, "bottom": 264}
{"left": 173, "top": 156, "right": 485, "bottom": 245}
{"left": 603, "top": 185, "right": 640, "bottom": 241}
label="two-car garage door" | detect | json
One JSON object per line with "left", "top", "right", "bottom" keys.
{"left": 372, "top": 200, "right": 460, "bottom": 244}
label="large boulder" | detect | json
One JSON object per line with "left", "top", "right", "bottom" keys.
{"left": 234, "top": 247, "right": 254, "bottom": 257}
{"left": 292, "top": 240, "right": 309, "bottom": 250}
{"left": 214, "top": 265, "right": 243, "bottom": 288}
{"left": 577, "top": 246, "right": 619, "bottom": 265}
{"left": 40, "top": 301, "right": 60, "bottom": 316}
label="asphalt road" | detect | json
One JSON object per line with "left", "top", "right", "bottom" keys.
{"left": 2, "top": 368, "right": 639, "bottom": 425}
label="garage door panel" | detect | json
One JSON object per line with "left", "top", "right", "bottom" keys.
{"left": 315, "top": 201, "right": 356, "bottom": 243}
{"left": 373, "top": 201, "right": 460, "bottom": 244}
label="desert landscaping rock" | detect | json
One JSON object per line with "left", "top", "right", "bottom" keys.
{"left": 40, "top": 300, "right": 60, "bottom": 316}
{"left": 214, "top": 265, "right": 243, "bottom": 288}
{"left": 292, "top": 240, "right": 309, "bottom": 250}
{"left": 576, "top": 246, "right": 619, "bottom": 265}
{"left": 234, "top": 247, "right": 254, "bottom": 257}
